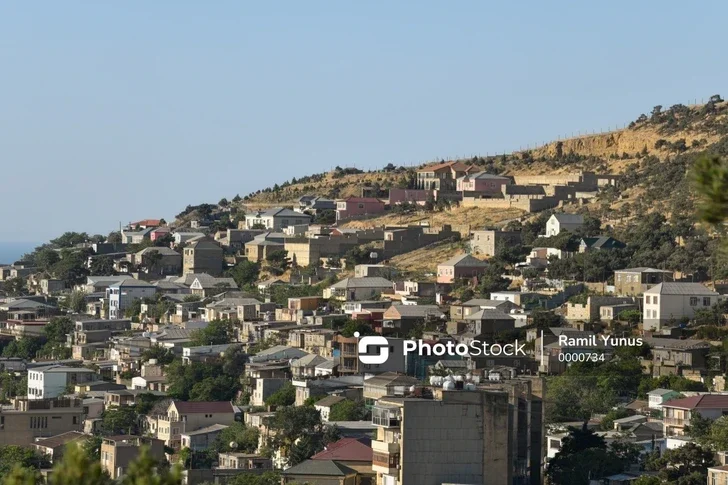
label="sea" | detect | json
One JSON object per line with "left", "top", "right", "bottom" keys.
{"left": 0, "top": 242, "right": 38, "bottom": 265}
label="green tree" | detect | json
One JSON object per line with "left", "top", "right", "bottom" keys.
{"left": 51, "top": 250, "right": 89, "bottom": 285}
{"left": 44, "top": 316, "right": 73, "bottom": 344}
{"left": 646, "top": 442, "right": 714, "bottom": 482}
{"left": 34, "top": 248, "right": 60, "bottom": 271}
{"left": 228, "top": 472, "right": 281, "bottom": 485}
{"left": 228, "top": 260, "right": 260, "bottom": 288}
{"left": 64, "top": 290, "right": 88, "bottom": 313}
{"left": 100, "top": 406, "right": 140, "bottom": 436}
{"left": 120, "top": 446, "right": 182, "bottom": 485}
{"left": 50, "top": 232, "right": 89, "bottom": 248}
{"left": 2, "top": 278, "right": 26, "bottom": 297}
{"left": 90, "top": 256, "right": 116, "bottom": 276}
{"left": 141, "top": 346, "right": 176, "bottom": 366}
{"left": 190, "top": 320, "right": 233, "bottom": 346}
{"left": 124, "top": 298, "right": 143, "bottom": 319}
{"left": 214, "top": 422, "right": 260, "bottom": 454}
{"left": 0, "top": 446, "right": 51, "bottom": 481}
{"left": 265, "top": 383, "right": 295, "bottom": 407}
{"left": 328, "top": 400, "right": 367, "bottom": 421}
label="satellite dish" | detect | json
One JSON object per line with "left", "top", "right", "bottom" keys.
{"left": 229, "top": 441, "right": 238, "bottom": 449}
{"left": 142, "top": 332, "right": 150, "bottom": 338}
{"left": 369, "top": 252, "right": 378, "bottom": 260}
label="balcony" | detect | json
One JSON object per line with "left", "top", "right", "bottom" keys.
{"left": 663, "top": 417, "right": 686, "bottom": 427}
{"left": 372, "top": 406, "right": 400, "bottom": 428}
{"left": 372, "top": 439, "right": 400, "bottom": 454}
{"left": 372, "top": 450, "right": 400, "bottom": 475}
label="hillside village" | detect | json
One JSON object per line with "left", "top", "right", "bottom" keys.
{"left": 4, "top": 98, "right": 728, "bottom": 484}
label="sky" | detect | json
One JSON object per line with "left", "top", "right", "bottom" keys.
{"left": 1, "top": 1, "right": 727, "bottom": 243}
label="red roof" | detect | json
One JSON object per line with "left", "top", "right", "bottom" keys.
{"left": 172, "top": 401, "right": 234, "bottom": 414}
{"left": 131, "top": 219, "right": 162, "bottom": 227}
{"left": 311, "top": 437, "right": 372, "bottom": 462}
{"left": 662, "top": 394, "right": 728, "bottom": 410}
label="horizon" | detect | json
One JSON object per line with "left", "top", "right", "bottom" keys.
{"left": 2, "top": 1, "right": 728, "bottom": 243}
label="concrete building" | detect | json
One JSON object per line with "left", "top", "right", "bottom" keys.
{"left": 647, "top": 388, "right": 681, "bottom": 409}
{"left": 643, "top": 282, "right": 720, "bottom": 330}
{"left": 180, "top": 423, "right": 229, "bottom": 451}
{"left": 469, "top": 230, "right": 522, "bottom": 257}
{"left": 545, "top": 213, "right": 584, "bottom": 236}
{"left": 565, "top": 296, "right": 635, "bottom": 322}
{"left": 31, "top": 431, "right": 88, "bottom": 463}
{"left": 101, "top": 436, "right": 165, "bottom": 479}
{"left": 644, "top": 337, "right": 710, "bottom": 375}
{"left": 183, "top": 238, "right": 224, "bottom": 276}
{"left": 0, "top": 398, "right": 84, "bottom": 446}
{"left": 456, "top": 171, "right": 510, "bottom": 196}
{"left": 244, "top": 207, "right": 311, "bottom": 231}
{"left": 662, "top": 394, "right": 728, "bottom": 436}
{"left": 132, "top": 246, "right": 182, "bottom": 276}
{"left": 107, "top": 279, "right": 156, "bottom": 319}
{"left": 323, "top": 277, "right": 394, "bottom": 301}
{"left": 336, "top": 197, "right": 386, "bottom": 221}
{"left": 147, "top": 400, "right": 237, "bottom": 451}
{"left": 614, "top": 267, "right": 674, "bottom": 296}
{"left": 370, "top": 380, "right": 543, "bottom": 485}
{"left": 436, "top": 254, "right": 489, "bottom": 284}
{"left": 416, "top": 160, "right": 474, "bottom": 191}
{"left": 27, "top": 365, "right": 97, "bottom": 400}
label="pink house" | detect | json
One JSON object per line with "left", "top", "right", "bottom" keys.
{"left": 336, "top": 197, "right": 386, "bottom": 221}
{"left": 150, "top": 227, "right": 171, "bottom": 242}
{"left": 437, "top": 254, "right": 489, "bottom": 284}
{"left": 388, "top": 188, "right": 434, "bottom": 206}
{"left": 456, "top": 172, "right": 511, "bottom": 196}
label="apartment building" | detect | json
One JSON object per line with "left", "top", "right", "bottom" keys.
{"left": 147, "top": 400, "right": 237, "bottom": 451}
{"left": 662, "top": 394, "right": 728, "bottom": 436}
{"left": 469, "top": 230, "right": 522, "bottom": 257}
{"left": 101, "top": 435, "right": 165, "bottom": 479}
{"left": 27, "top": 365, "right": 97, "bottom": 400}
{"left": 643, "top": 282, "right": 720, "bottom": 330}
{"left": 614, "top": 267, "right": 673, "bottom": 296}
{"left": 107, "top": 279, "right": 156, "bottom": 319}
{"left": 370, "top": 379, "right": 543, "bottom": 485}
{"left": 0, "top": 397, "right": 84, "bottom": 446}
{"left": 183, "top": 238, "right": 224, "bottom": 276}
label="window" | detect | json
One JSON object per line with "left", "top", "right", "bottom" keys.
{"left": 358, "top": 203, "right": 365, "bottom": 209}
{"left": 646, "top": 296, "right": 651, "bottom": 304}
{"left": 654, "top": 296, "right": 658, "bottom": 305}
{"left": 690, "top": 297, "right": 699, "bottom": 306}
{"left": 704, "top": 297, "right": 711, "bottom": 306}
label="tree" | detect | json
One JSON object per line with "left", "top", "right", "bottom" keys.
{"left": 646, "top": 442, "right": 714, "bottom": 482}
{"left": 120, "top": 446, "right": 182, "bottom": 485}
{"left": 228, "top": 260, "right": 260, "bottom": 288}
{"left": 703, "top": 415, "right": 728, "bottom": 450}
{"left": 90, "top": 256, "right": 116, "bottom": 276}
{"left": 124, "top": 298, "right": 143, "bottom": 319}
{"left": 2, "top": 278, "right": 26, "bottom": 297}
{"left": 328, "top": 400, "right": 367, "bottom": 421}
{"left": 34, "top": 248, "right": 60, "bottom": 271}
{"left": 339, "top": 320, "right": 375, "bottom": 338}
{"left": 107, "top": 231, "right": 123, "bottom": 244}
{"left": 51, "top": 250, "right": 89, "bottom": 285}
{"left": 228, "top": 472, "right": 281, "bottom": 485}
{"left": 0, "top": 446, "right": 51, "bottom": 481}
{"left": 100, "top": 406, "right": 140, "bottom": 436}
{"left": 265, "top": 250, "right": 290, "bottom": 275}
{"left": 51, "top": 232, "right": 89, "bottom": 248}
{"left": 44, "top": 316, "right": 73, "bottom": 344}
{"left": 693, "top": 154, "right": 728, "bottom": 225}
{"left": 64, "top": 290, "right": 87, "bottom": 313}
{"left": 190, "top": 320, "right": 233, "bottom": 346}
{"left": 686, "top": 412, "right": 712, "bottom": 443}
{"left": 214, "top": 422, "right": 260, "bottom": 454}
{"left": 313, "top": 210, "right": 336, "bottom": 225}
{"left": 141, "top": 346, "right": 175, "bottom": 366}
{"left": 600, "top": 408, "right": 631, "bottom": 431}
{"left": 545, "top": 427, "right": 624, "bottom": 485}
{"left": 265, "top": 383, "right": 295, "bottom": 407}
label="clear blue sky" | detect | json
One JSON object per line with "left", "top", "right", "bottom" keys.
{"left": 1, "top": 1, "right": 727, "bottom": 243}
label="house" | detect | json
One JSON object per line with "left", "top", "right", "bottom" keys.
{"left": 456, "top": 171, "right": 510, "bottom": 196}
{"left": 244, "top": 232, "right": 286, "bottom": 261}
{"left": 599, "top": 302, "right": 638, "bottom": 321}
{"left": 121, "top": 227, "right": 155, "bottom": 244}
{"left": 545, "top": 213, "right": 584, "bottom": 236}
{"left": 708, "top": 465, "right": 728, "bottom": 485}
{"left": 180, "top": 423, "right": 229, "bottom": 451}
{"left": 382, "top": 304, "right": 445, "bottom": 337}
{"left": 578, "top": 236, "right": 625, "bottom": 252}
{"left": 388, "top": 188, "right": 434, "bottom": 206}
{"left": 281, "top": 460, "right": 359, "bottom": 485}
{"left": 310, "top": 437, "right": 373, "bottom": 478}
{"left": 335, "top": 197, "right": 386, "bottom": 221}
{"left": 31, "top": 431, "right": 88, "bottom": 463}
{"left": 463, "top": 309, "right": 517, "bottom": 340}
{"left": 291, "top": 354, "right": 333, "bottom": 379}
{"left": 173, "top": 232, "right": 206, "bottom": 245}
{"left": 101, "top": 436, "right": 165, "bottom": 479}
{"left": 27, "top": 365, "right": 97, "bottom": 400}
{"left": 470, "top": 230, "right": 522, "bottom": 257}
{"left": 354, "top": 264, "right": 394, "bottom": 279}
{"left": 314, "top": 395, "right": 347, "bottom": 422}
{"left": 188, "top": 275, "right": 238, "bottom": 297}
{"left": 647, "top": 388, "right": 682, "bottom": 409}
{"left": 217, "top": 452, "right": 272, "bottom": 470}
{"left": 436, "top": 254, "right": 489, "bottom": 284}
{"left": 183, "top": 238, "right": 224, "bottom": 276}
{"left": 298, "top": 196, "right": 336, "bottom": 213}
{"left": 147, "top": 400, "right": 237, "bottom": 450}
{"left": 416, "top": 160, "right": 475, "bottom": 191}
{"left": 450, "top": 298, "right": 519, "bottom": 320}
{"left": 149, "top": 226, "right": 172, "bottom": 242}
{"left": 107, "top": 279, "right": 156, "bottom": 319}
{"left": 661, "top": 394, "right": 728, "bottom": 436}
{"left": 0, "top": 397, "right": 84, "bottom": 446}
{"left": 566, "top": 296, "right": 635, "bottom": 322}
{"left": 244, "top": 207, "right": 311, "bottom": 231}
{"left": 643, "top": 283, "right": 720, "bottom": 330}
{"left": 323, "top": 277, "right": 394, "bottom": 301}
{"left": 614, "top": 267, "right": 673, "bottom": 296}
{"left": 81, "top": 275, "right": 136, "bottom": 294}
{"left": 132, "top": 247, "right": 182, "bottom": 276}
{"left": 644, "top": 337, "right": 711, "bottom": 374}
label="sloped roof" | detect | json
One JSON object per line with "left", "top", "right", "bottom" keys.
{"left": 136, "top": 247, "right": 180, "bottom": 257}
{"left": 281, "top": 459, "right": 358, "bottom": 477}
{"left": 387, "top": 304, "right": 444, "bottom": 318}
{"left": 644, "top": 282, "right": 718, "bottom": 296}
{"left": 311, "top": 437, "right": 372, "bottom": 462}
{"left": 465, "top": 309, "right": 515, "bottom": 321}
{"left": 439, "top": 254, "right": 488, "bottom": 268}
{"left": 662, "top": 394, "right": 728, "bottom": 410}
{"left": 109, "top": 278, "right": 155, "bottom": 288}
{"left": 181, "top": 423, "right": 229, "bottom": 436}
{"left": 647, "top": 388, "right": 678, "bottom": 397}
{"left": 330, "top": 277, "right": 393, "bottom": 289}
{"left": 314, "top": 395, "right": 347, "bottom": 408}
{"left": 644, "top": 337, "right": 711, "bottom": 350}
{"left": 172, "top": 400, "right": 234, "bottom": 414}
{"left": 417, "top": 160, "right": 474, "bottom": 173}
{"left": 33, "top": 431, "right": 88, "bottom": 449}
{"left": 249, "top": 207, "right": 310, "bottom": 218}
{"left": 615, "top": 267, "right": 672, "bottom": 274}
{"left": 293, "top": 354, "right": 331, "bottom": 368}
{"left": 458, "top": 171, "right": 510, "bottom": 181}
{"left": 580, "top": 236, "right": 625, "bottom": 249}
{"left": 552, "top": 213, "right": 584, "bottom": 224}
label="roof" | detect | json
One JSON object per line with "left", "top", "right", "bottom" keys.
{"left": 387, "top": 304, "right": 444, "bottom": 318}
{"left": 109, "top": 278, "right": 155, "bottom": 289}
{"left": 31, "top": 365, "right": 96, "bottom": 374}
{"left": 136, "top": 247, "right": 180, "bottom": 257}
{"left": 417, "top": 160, "right": 474, "bottom": 173}
{"left": 311, "top": 437, "right": 372, "bottom": 462}
{"left": 191, "top": 275, "right": 238, "bottom": 289}
{"left": 551, "top": 213, "right": 584, "bottom": 224}
{"left": 644, "top": 337, "right": 711, "bottom": 350}
{"left": 364, "top": 372, "right": 420, "bottom": 387}
{"left": 338, "top": 196, "right": 385, "bottom": 204}
{"left": 644, "top": 282, "right": 718, "bottom": 296}
{"left": 33, "top": 431, "right": 88, "bottom": 449}
{"left": 181, "top": 423, "right": 229, "bottom": 436}
{"left": 462, "top": 299, "right": 513, "bottom": 308}
{"left": 580, "top": 236, "right": 625, "bottom": 249}
{"left": 130, "top": 219, "right": 162, "bottom": 227}
{"left": 314, "top": 395, "right": 347, "bottom": 408}
{"left": 439, "top": 254, "right": 488, "bottom": 268}
{"left": 458, "top": 171, "right": 510, "bottom": 181}
{"left": 248, "top": 207, "right": 311, "bottom": 219}
{"left": 466, "top": 308, "right": 515, "bottom": 321}
{"left": 662, "top": 394, "right": 728, "bottom": 410}
{"left": 293, "top": 354, "right": 331, "bottom": 368}
{"left": 171, "top": 400, "right": 234, "bottom": 414}
{"left": 281, "top": 459, "right": 358, "bottom": 477}
{"left": 330, "top": 277, "right": 393, "bottom": 289}
{"left": 648, "top": 388, "right": 678, "bottom": 397}
{"left": 616, "top": 267, "right": 672, "bottom": 274}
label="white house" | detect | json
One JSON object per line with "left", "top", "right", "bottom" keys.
{"left": 322, "top": 277, "right": 394, "bottom": 301}
{"left": 107, "top": 279, "right": 157, "bottom": 319}
{"left": 545, "top": 214, "right": 585, "bottom": 237}
{"left": 643, "top": 282, "right": 720, "bottom": 331}
{"left": 314, "top": 395, "right": 346, "bottom": 422}
{"left": 244, "top": 208, "right": 311, "bottom": 231}
{"left": 27, "top": 365, "right": 97, "bottom": 400}
{"left": 647, "top": 388, "right": 681, "bottom": 409}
